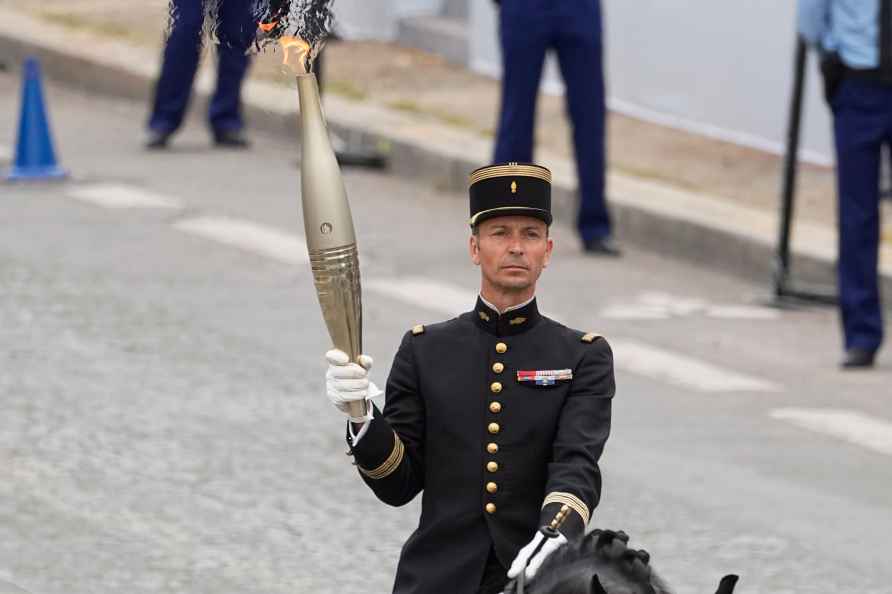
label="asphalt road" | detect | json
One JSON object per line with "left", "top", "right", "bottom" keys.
{"left": 1, "top": 71, "right": 891, "bottom": 594}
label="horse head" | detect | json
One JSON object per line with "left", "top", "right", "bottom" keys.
{"left": 503, "top": 529, "right": 738, "bottom": 594}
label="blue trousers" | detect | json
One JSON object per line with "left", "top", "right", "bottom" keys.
{"left": 148, "top": 0, "right": 256, "bottom": 134}
{"left": 493, "top": 0, "right": 610, "bottom": 242}
{"left": 831, "top": 78, "right": 889, "bottom": 352}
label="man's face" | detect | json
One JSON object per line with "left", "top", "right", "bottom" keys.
{"left": 470, "top": 216, "right": 553, "bottom": 292}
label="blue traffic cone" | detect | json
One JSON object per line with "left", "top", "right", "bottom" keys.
{"left": 6, "top": 56, "right": 67, "bottom": 181}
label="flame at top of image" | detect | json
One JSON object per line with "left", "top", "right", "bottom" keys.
{"left": 279, "top": 35, "right": 316, "bottom": 75}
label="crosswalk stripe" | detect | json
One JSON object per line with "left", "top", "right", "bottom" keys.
{"left": 612, "top": 338, "right": 781, "bottom": 392}
{"left": 771, "top": 408, "right": 892, "bottom": 456}
{"left": 172, "top": 216, "right": 308, "bottom": 266}
{"left": 66, "top": 183, "right": 182, "bottom": 209}
{"left": 364, "top": 276, "right": 477, "bottom": 319}
{"left": 0, "top": 577, "right": 30, "bottom": 594}
{"left": 601, "top": 305, "right": 671, "bottom": 320}
{"left": 601, "top": 292, "right": 780, "bottom": 321}
{"left": 366, "top": 276, "right": 780, "bottom": 393}
{"left": 706, "top": 305, "right": 780, "bottom": 320}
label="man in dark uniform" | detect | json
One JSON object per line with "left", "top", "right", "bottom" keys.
{"left": 324, "top": 162, "right": 615, "bottom": 594}
{"left": 799, "top": 0, "right": 891, "bottom": 368}
{"left": 491, "top": 0, "right": 618, "bottom": 256}
{"left": 146, "top": 0, "right": 256, "bottom": 149}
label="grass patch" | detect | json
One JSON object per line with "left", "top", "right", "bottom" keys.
{"left": 325, "top": 79, "right": 368, "bottom": 101}
{"left": 386, "top": 99, "right": 483, "bottom": 133}
{"left": 612, "top": 163, "right": 702, "bottom": 192}
{"left": 386, "top": 99, "right": 424, "bottom": 115}
{"left": 36, "top": 10, "right": 149, "bottom": 44}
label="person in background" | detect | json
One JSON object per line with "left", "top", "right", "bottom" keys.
{"left": 799, "top": 0, "right": 890, "bottom": 368}
{"left": 491, "top": 0, "right": 618, "bottom": 256}
{"left": 146, "top": 0, "right": 256, "bottom": 149}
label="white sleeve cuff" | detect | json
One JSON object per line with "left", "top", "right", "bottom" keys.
{"left": 348, "top": 408, "right": 374, "bottom": 444}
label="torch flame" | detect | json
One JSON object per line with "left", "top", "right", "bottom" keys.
{"left": 258, "top": 20, "right": 278, "bottom": 33}
{"left": 279, "top": 35, "right": 313, "bottom": 75}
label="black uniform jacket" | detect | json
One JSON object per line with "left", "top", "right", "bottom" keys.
{"left": 348, "top": 297, "right": 614, "bottom": 594}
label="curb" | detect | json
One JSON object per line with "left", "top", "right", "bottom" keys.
{"left": 2, "top": 8, "right": 890, "bottom": 297}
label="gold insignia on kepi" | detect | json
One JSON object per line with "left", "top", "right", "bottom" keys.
{"left": 511, "top": 180, "right": 517, "bottom": 194}
{"left": 412, "top": 324, "right": 425, "bottom": 336}
{"left": 509, "top": 316, "right": 526, "bottom": 326}
{"left": 581, "top": 332, "right": 600, "bottom": 343}
{"left": 478, "top": 311, "right": 491, "bottom": 322}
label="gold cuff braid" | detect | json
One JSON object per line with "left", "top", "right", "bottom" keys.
{"left": 359, "top": 432, "right": 405, "bottom": 480}
{"left": 542, "top": 492, "right": 590, "bottom": 527}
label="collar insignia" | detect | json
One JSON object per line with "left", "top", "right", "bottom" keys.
{"left": 509, "top": 316, "right": 527, "bottom": 326}
{"left": 478, "top": 311, "right": 491, "bottom": 322}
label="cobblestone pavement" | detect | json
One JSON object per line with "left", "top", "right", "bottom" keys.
{"left": 1, "top": 74, "right": 891, "bottom": 594}
{"left": 0, "top": 256, "right": 416, "bottom": 594}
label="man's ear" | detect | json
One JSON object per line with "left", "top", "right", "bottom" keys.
{"left": 543, "top": 236, "right": 554, "bottom": 268}
{"left": 469, "top": 234, "right": 481, "bottom": 266}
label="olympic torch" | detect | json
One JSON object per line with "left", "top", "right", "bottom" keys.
{"left": 284, "top": 38, "right": 366, "bottom": 419}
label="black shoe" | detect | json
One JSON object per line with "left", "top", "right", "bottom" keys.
{"left": 213, "top": 129, "right": 250, "bottom": 148}
{"left": 583, "top": 237, "right": 622, "bottom": 257}
{"left": 145, "top": 130, "right": 172, "bottom": 149}
{"left": 841, "top": 348, "right": 876, "bottom": 369}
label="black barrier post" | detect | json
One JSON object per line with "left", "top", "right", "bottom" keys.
{"left": 314, "top": 39, "right": 389, "bottom": 170}
{"left": 772, "top": 36, "right": 837, "bottom": 306}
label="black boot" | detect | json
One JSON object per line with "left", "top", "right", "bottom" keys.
{"left": 145, "top": 129, "right": 173, "bottom": 150}
{"left": 841, "top": 348, "right": 876, "bottom": 369}
{"left": 213, "top": 129, "right": 250, "bottom": 149}
{"left": 582, "top": 237, "right": 622, "bottom": 257}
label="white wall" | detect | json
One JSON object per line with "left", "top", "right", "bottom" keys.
{"left": 333, "top": 1, "right": 834, "bottom": 164}
{"left": 469, "top": 0, "right": 834, "bottom": 165}
{"left": 334, "top": 0, "right": 443, "bottom": 40}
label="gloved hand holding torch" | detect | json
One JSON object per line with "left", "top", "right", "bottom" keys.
{"left": 325, "top": 349, "right": 381, "bottom": 424}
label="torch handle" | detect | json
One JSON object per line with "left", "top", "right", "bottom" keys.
{"left": 308, "top": 244, "right": 367, "bottom": 419}
{"left": 347, "top": 398, "right": 367, "bottom": 420}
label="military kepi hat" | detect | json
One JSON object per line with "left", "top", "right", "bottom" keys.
{"left": 468, "top": 162, "right": 552, "bottom": 227}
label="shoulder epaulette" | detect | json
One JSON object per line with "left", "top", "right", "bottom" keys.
{"left": 412, "top": 324, "right": 425, "bottom": 336}
{"left": 581, "top": 332, "right": 601, "bottom": 343}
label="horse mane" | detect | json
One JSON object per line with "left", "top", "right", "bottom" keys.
{"left": 505, "top": 529, "right": 676, "bottom": 594}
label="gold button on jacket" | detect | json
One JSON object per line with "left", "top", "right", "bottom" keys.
{"left": 486, "top": 482, "right": 498, "bottom": 493}
{"left": 488, "top": 422, "right": 500, "bottom": 434}
{"left": 495, "top": 342, "right": 508, "bottom": 353}
{"left": 486, "top": 461, "right": 499, "bottom": 472}
{"left": 490, "top": 382, "right": 502, "bottom": 393}
{"left": 485, "top": 503, "right": 497, "bottom": 514}
{"left": 489, "top": 401, "right": 502, "bottom": 413}
{"left": 492, "top": 362, "right": 504, "bottom": 374}
{"left": 486, "top": 442, "right": 499, "bottom": 454}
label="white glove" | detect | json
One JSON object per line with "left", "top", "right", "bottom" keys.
{"left": 325, "top": 349, "right": 383, "bottom": 423}
{"left": 507, "top": 530, "right": 568, "bottom": 581}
